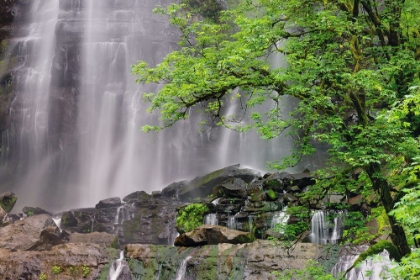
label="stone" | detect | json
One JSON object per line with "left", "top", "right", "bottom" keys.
{"left": 123, "top": 191, "right": 151, "bottom": 203}
{"left": 0, "top": 191, "right": 17, "bottom": 213}
{"left": 22, "top": 206, "right": 52, "bottom": 216}
{"left": 0, "top": 243, "right": 111, "bottom": 280}
{"left": 0, "top": 214, "right": 57, "bottom": 251}
{"left": 174, "top": 225, "right": 255, "bottom": 246}
{"left": 178, "top": 164, "right": 259, "bottom": 201}
{"left": 95, "top": 197, "right": 121, "bottom": 209}
{"left": 162, "top": 180, "right": 188, "bottom": 197}
{"left": 213, "top": 178, "right": 248, "bottom": 198}
{"left": 69, "top": 232, "right": 118, "bottom": 248}
{"left": 126, "top": 241, "right": 326, "bottom": 280}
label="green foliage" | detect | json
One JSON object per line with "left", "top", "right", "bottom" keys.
{"left": 273, "top": 260, "right": 339, "bottom": 280}
{"left": 134, "top": 0, "right": 420, "bottom": 260}
{"left": 82, "top": 266, "right": 90, "bottom": 277}
{"left": 51, "top": 265, "right": 61, "bottom": 275}
{"left": 266, "top": 189, "right": 277, "bottom": 200}
{"left": 176, "top": 203, "right": 209, "bottom": 233}
{"left": 39, "top": 274, "right": 47, "bottom": 280}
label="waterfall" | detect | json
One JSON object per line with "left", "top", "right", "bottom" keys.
{"left": 174, "top": 255, "right": 192, "bottom": 280}
{"left": 270, "top": 207, "right": 289, "bottom": 233}
{"left": 52, "top": 216, "right": 62, "bottom": 232}
{"left": 309, "top": 210, "right": 343, "bottom": 245}
{"left": 204, "top": 213, "right": 218, "bottom": 225}
{"left": 108, "top": 251, "right": 131, "bottom": 280}
{"left": 1, "top": 0, "right": 323, "bottom": 212}
{"left": 331, "top": 246, "right": 393, "bottom": 279}
{"left": 227, "top": 213, "right": 238, "bottom": 230}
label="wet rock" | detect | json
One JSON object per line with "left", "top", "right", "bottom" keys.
{"left": 0, "top": 214, "right": 57, "bottom": 251}
{"left": 0, "top": 191, "right": 17, "bottom": 213}
{"left": 123, "top": 191, "right": 151, "bottom": 203}
{"left": 162, "top": 180, "right": 188, "bottom": 198}
{"left": 178, "top": 164, "right": 259, "bottom": 201}
{"left": 22, "top": 206, "right": 52, "bottom": 216}
{"left": 213, "top": 178, "right": 248, "bottom": 199}
{"left": 96, "top": 197, "right": 122, "bottom": 209}
{"left": 174, "top": 225, "right": 255, "bottom": 246}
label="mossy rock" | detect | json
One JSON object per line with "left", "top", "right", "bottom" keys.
{"left": 0, "top": 191, "right": 17, "bottom": 213}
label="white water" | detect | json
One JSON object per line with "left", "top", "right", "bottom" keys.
{"left": 108, "top": 251, "right": 125, "bottom": 280}
{"left": 52, "top": 216, "right": 62, "bottom": 232}
{"left": 331, "top": 246, "right": 393, "bottom": 279}
{"left": 204, "top": 213, "right": 218, "bottom": 225}
{"left": 270, "top": 207, "right": 289, "bottom": 233}
{"left": 174, "top": 255, "right": 192, "bottom": 280}
{"left": 309, "top": 210, "right": 343, "bottom": 244}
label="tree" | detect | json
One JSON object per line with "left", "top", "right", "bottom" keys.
{"left": 133, "top": 0, "right": 420, "bottom": 264}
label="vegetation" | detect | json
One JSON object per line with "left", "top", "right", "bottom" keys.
{"left": 176, "top": 203, "right": 209, "bottom": 233}
{"left": 51, "top": 265, "right": 61, "bottom": 275}
{"left": 134, "top": 0, "right": 420, "bottom": 276}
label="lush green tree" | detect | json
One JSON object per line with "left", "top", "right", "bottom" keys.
{"left": 133, "top": 0, "right": 420, "bottom": 265}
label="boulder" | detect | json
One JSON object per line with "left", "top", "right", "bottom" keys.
{"left": 0, "top": 214, "right": 58, "bottom": 251}
{"left": 95, "top": 197, "right": 121, "bottom": 209}
{"left": 213, "top": 178, "right": 247, "bottom": 198}
{"left": 123, "top": 191, "right": 151, "bottom": 203}
{"left": 22, "top": 206, "right": 52, "bottom": 216}
{"left": 162, "top": 180, "right": 188, "bottom": 198}
{"left": 174, "top": 225, "right": 255, "bottom": 246}
{"left": 177, "top": 164, "right": 259, "bottom": 201}
{"left": 0, "top": 191, "right": 17, "bottom": 213}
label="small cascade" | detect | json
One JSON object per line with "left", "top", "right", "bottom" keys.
{"left": 108, "top": 251, "right": 131, "bottom": 280}
{"left": 204, "top": 213, "right": 218, "bottom": 225}
{"left": 211, "top": 198, "right": 221, "bottom": 206}
{"left": 330, "top": 211, "right": 343, "bottom": 244}
{"left": 248, "top": 216, "right": 254, "bottom": 233}
{"left": 52, "top": 216, "right": 62, "bottom": 232}
{"left": 309, "top": 210, "right": 344, "bottom": 244}
{"left": 174, "top": 255, "right": 192, "bottom": 280}
{"left": 331, "top": 246, "right": 393, "bottom": 279}
{"left": 309, "top": 211, "right": 328, "bottom": 244}
{"left": 270, "top": 207, "right": 289, "bottom": 233}
{"left": 227, "top": 213, "right": 238, "bottom": 230}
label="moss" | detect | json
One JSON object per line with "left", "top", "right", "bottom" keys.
{"left": 109, "top": 237, "right": 119, "bottom": 249}
{"left": 0, "top": 195, "right": 16, "bottom": 213}
{"left": 266, "top": 189, "right": 278, "bottom": 201}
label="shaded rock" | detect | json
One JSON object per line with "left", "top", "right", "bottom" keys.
{"left": 282, "top": 172, "right": 315, "bottom": 190}
{"left": 178, "top": 164, "right": 259, "bottom": 201}
{"left": 123, "top": 191, "right": 151, "bottom": 203}
{"left": 22, "top": 206, "right": 52, "bottom": 216}
{"left": 174, "top": 225, "right": 255, "bottom": 246}
{"left": 0, "top": 243, "right": 111, "bottom": 280}
{"left": 284, "top": 193, "right": 298, "bottom": 203}
{"left": 162, "top": 180, "right": 188, "bottom": 198}
{"left": 262, "top": 172, "right": 287, "bottom": 192}
{"left": 213, "top": 178, "right": 247, "bottom": 199}
{"left": 69, "top": 232, "right": 118, "bottom": 248}
{"left": 0, "top": 191, "right": 17, "bottom": 213}
{"left": 0, "top": 214, "right": 57, "bottom": 251}
{"left": 96, "top": 197, "right": 121, "bottom": 209}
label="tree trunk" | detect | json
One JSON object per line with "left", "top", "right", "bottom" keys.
{"left": 367, "top": 164, "right": 411, "bottom": 257}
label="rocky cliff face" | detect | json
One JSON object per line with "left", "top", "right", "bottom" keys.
{"left": 126, "top": 241, "right": 326, "bottom": 280}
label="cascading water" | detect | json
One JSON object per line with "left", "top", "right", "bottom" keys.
{"left": 1, "top": 0, "right": 323, "bottom": 212}
{"left": 331, "top": 246, "right": 394, "bottom": 280}
{"left": 107, "top": 251, "right": 132, "bottom": 280}
{"left": 204, "top": 213, "right": 218, "bottom": 225}
{"left": 174, "top": 255, "right": 192, "bottom": 280}
{"left": 309, "top": 210, "right": 344, "bottom": 244}
{"left": 270, "top": 207, "right": 289, "bottom": 233}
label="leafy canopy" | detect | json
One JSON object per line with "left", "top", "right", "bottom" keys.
{"left": 133, "top": 0, "right": 420, "bottom": 271}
